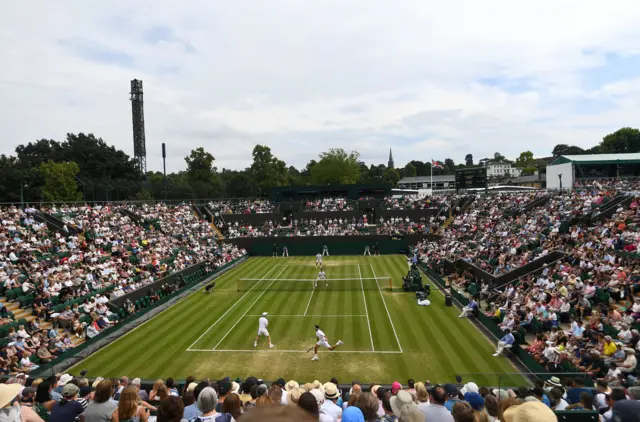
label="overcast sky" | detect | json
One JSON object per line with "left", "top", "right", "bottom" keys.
{"left": 2, "top": 1, "right": 640, "bottom": 173}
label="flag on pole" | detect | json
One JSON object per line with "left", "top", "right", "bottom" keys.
{"left": 431, "top": 160, "right": 444, "bottom": 169}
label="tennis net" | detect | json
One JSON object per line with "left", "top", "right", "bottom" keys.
{"left": 237, "top": 277, "right": 391, "bottom": 291}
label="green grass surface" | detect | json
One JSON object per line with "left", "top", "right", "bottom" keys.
{"left": 71, "top": 255, "right": 525, "bottom": 385}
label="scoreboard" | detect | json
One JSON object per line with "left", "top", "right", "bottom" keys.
{"left": 455, "top": 167, "right": 488, "bottom": 191}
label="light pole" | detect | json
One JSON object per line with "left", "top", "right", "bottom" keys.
{"left": 558, "top": 174, "right": 562, "bottom": 190}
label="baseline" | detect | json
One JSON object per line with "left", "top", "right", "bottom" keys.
{"left": 186, "top": 265, "right": 280, "bottom": 351}
{"left": 186, "top": 349, "right": 402, "bottom": 354}
{"left": 370, "top": 263, "right": 403, "bottom": 353}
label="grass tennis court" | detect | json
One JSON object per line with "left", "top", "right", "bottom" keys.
{"left": 71, "top": 256, "right": 525, "bottom": 385}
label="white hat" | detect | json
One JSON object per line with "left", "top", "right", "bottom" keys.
{"left": 0, "top": 384, "right": 22, "bottom": 408}
{"left": 262, "top": 312, "right": 268, "bottom": 317}
{"left": 460, "top": 382, "right": 479, "bottom": 395}
{"left": 58, "top": 374, "right": 73, "bottom": 386}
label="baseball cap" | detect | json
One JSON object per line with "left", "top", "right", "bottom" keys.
{"left": 276, "top": 378, "right": 285, "bottom": 388}
{"left": 62, "top": 384, "right": 79, "bottom": 398}
{"left": 464, "top": 392, "right": 485, "bottom": 411}
{"left": 443, "top": 384, "right": 458, "bottom": 397}
{"left": 262, "top": 312, "right": 268, "bottom": 317}
{"left": 218, "top": 381, "right": 231, "bottom": 396}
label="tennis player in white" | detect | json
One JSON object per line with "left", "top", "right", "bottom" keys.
{"left": 307, "top": 324, "right": 343, "bottom": 360}
{"left": 316, "top": 252, "right": 323, "bottom": 268}
{"left": 315, "top": 270, "right": 327, "bottom": 288}
{"left": 254, "top": 312, "right": 274, "bottom": 348}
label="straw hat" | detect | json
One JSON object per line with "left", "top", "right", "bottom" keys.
{"left": 503, "top": 401, "right": 557, "bottom": 422}
{"left": 285, "top": 380, "right": 299, "bottom": 392}
{"left": 0, "top": 384, "right": 22, "bottom": 408}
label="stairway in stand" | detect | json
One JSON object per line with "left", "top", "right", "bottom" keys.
{"left": 0, "top": 297, "right": 86, "bottom": 347}
{"left": 211, "top": 223, "right": 224, "bottom": 240}
{"left": 438, "top": 216, "right": 454, "bottom": 234}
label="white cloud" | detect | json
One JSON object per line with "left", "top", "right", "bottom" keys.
{"left": 1, "top": 0, "right": 640, "bottom": 172}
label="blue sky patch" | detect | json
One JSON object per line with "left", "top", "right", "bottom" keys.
{"left": 58, "top": 37, "right": 134, "bottom": 67}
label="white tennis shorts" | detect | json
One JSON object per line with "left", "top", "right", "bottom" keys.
{"left": 258, "top": 328, "right": 270, "bottom": 337}
{"left": 316, "top": 339, "right": 331, "bottom": 349}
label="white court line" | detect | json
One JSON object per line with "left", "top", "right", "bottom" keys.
{"left": 358, "top": 264, "right": 375, "bottom": 351}
{"left": 370, "top": 263, "right": 403, "bottom": 353}
{"left": 212, "top": 266, "right": 288, "bottom": 350}
{"left": 303, "top": 281, "right": 316, "bottom": 316}
{"left": 238, "top": 277, "right": 385, "bottom": 281}
{"left": 186, "top": 265, "right": 280, "bottom": 351}
{"left": 186, "top": 349, "right": 402, "bottom": 354}
{"left": 245, "top": 315, "right": 366, "bottom": 317}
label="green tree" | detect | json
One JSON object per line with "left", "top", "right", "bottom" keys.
{"left": 383, "top": 168, "right": 400, "bottom": 185}
{"left": 249, "top": 145, "right": 289, "bottom": 195}
{"left": 515, "top": 151, "right": 535, "bottom": 171}
{"left": 444, "top": 158, "right": 455, "bottom": 174}
{"left": 552, "top": 144, "right": 585, "bottom": 157}
{"left": 220, "top": 169, "right": 255, "bottom": 197}
{"left": 403, "top": 163, "right": 417, "bottom": 177}
{"left": 185, "top": 147, "right": 217, "bottom": 182}
{"left": 493, "top": 152, "right": 506, "bottom": 162}
{"left": 408, "top": 160, "right": 429, "bottom": 176}
{"left": 598, "top": 127, "right": 640, "bottom": 154}
{"left": 465, "top": 154, "right": 474, "bottom": 167}
{"left": 37, "top": 161, "right": 82, "bottom": 202}
{"left": 310, "top": 148, "right": 361, "bottom": 185}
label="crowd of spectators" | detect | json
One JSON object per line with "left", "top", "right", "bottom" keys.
{"left": 383, "top": 195, "right": 454, "bottom": 211}
{"left": 208, "top": 200, "right": 277, "bottom": 215}
{"left": 0, "top": 204, "right": 245, "bottom": 375}
{"left": 8, "top": 371, "right": 637, "bottom": 422}
{"left": 304, "top": 198, "right": 354, "bottom": 212}
{"left": 376, "top": 217, "right": 431, "bottom": 236}
{"left": 415, "top": 179, "right": 640, "bottom": 387}
{"left": 220, "top": 216, "right": 372, "bottom": 238}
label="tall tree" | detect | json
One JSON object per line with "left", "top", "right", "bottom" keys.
{"left": 220, "top": 169, "right": 255, "bottom": 198}
{"left": 185, "top": 147, "right": 217, "bottom": 182}
{"left": 493, "top": 152, "right": 506, "bottom": 162}
{"left": 444, "top": 158, "right": 455, "bottom": 174}
{"left": 515, "top": 151, "right": 536, "bottom": 174}
{"left": 383, "top": 168, "right": 400, "bottom": 185}
{"left": 310, "top": 149, "right": 361, "bottom": 185}
{"left": 249, "top": 145, "right": 289, "bottom": 195}
{"left": 408, "top": 160, "right": 429, "bottom": 176}
{"left": 598, "top": 127, "right": 640, "bottom": 154}
{"left": 37, "top": 161, "right": 82, "bottom": 202}
{"left": 465, "top": 154, "right": 474, "bottom": 167}
{"left": 552, "top": 144, "right": 585, "bottom": 157}
{"left": 403, "top": 163, "right": 417, "bottom": 178}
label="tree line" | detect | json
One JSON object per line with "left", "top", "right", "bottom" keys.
{"left": 1, "top": 127, "right": 638, "bottom": 202}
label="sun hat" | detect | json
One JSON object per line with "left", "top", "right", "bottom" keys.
{"left": 231, "top": 382, "right": 240, "bottom": 394}
{"left": 302, "top": 383, "right": 314, "bottom": 392}
{"left": 312, "top": 380, "right": 323, "bottom": 391}
{"left": 62, "top": 384, "right": 79, "bottom": 398}
{"left": 288, "top": 387, "right": 302, "bottom": 404}
{"left": 187, "top": 382, "right": 198, "bottom": 392}
{"left": 285, "top": 380, "right": 299, "bottom": 392}
{"left": 92, "top": 377, "right": 104, "bottom": 389}
{"left": 464, "top": 392, "right": 485, "bottom": 411}
{"left": 492, "top": 389, "right": 509, "bottom": 401}
{"left": 324, "top": 383, "right": 340, "bottom": 400}
{"left": 546, "top": 377, "right": 562, "bottom": 387}
{"left": 390, "top": 390, "right": 420, "bottom": 416}
{"left": 460, "top": 382, "right": 479, "bottom": 395}
{"left": 58, "top": 374, "right": 73, "bottom": 386}
{"left": 310, "top": 389, "right": 324, "bottom": 404}
{"left": 503, "top": 401, "right": 556, "bottom": 422}
{"left": 0, "top": 384, "right": 22, "bottom": 408}
{"left": 262, "top": 312, "right": 268, "bottom": 317}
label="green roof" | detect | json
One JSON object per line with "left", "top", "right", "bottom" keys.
{"left": 550, "top": 153, "right": 640, "bottom": 166}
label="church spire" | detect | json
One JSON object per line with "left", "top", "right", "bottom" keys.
{"left": 388, "top": 147, "right": 394, "bottom": 169}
